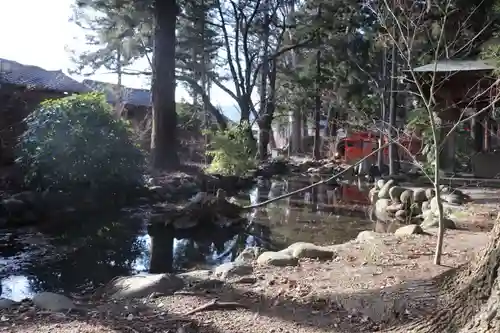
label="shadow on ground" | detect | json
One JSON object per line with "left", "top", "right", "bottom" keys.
{"left": 2, "top": 270, "right": 456, "bottom": 333}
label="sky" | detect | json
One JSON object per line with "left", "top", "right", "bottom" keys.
{"left": 0, "top": 0, "right": 238, "bottom": 111}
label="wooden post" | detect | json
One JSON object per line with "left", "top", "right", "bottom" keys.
{"left": 471, "top": 113, "right": 484, "bottom": 152}
{"left": 484, "top": 117, "right": 491, "bottom": 152}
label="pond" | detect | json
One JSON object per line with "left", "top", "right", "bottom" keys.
{"left": 0, "top": 177, "right": 373, "bottom": 301}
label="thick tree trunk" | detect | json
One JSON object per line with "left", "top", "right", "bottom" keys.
{"left": 313, "top": 9, "right": 322, "bottom": 161}
{"left": 150, "top": 0, "right": 180, "bottom": 170}
{"left": 388, "top": 220, "right": 500, "bottom": 332}
{"left": 148, "top": 224, "right": 174, "bottom": 273}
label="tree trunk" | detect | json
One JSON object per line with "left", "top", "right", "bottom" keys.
{"left": 388, "top": 40, "right": 398, "bottom": 175}
{"left": 150, "top": 0, "right": 180, "bottom": 170}
{"left": 389, "top": 220, "right": 500, "bottom": 333}
{"left": 258, "top": 0, "right": 271, "bottom": 161}
{"left": 148, "top": 224, "right": 174, "bottom": 273}
{"left": 378, "top": 46, "right": 388, "bottom": 168}
{"left": 313, "top": 8, "right": 322, "bottom": 161}
{"left": 258, "top": 59, "right": 277, "bottom": 160}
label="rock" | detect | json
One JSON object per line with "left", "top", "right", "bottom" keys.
{"left": 442, "top": 193, "right": 464, "bottom": 205}
{"left": 368, "top": 188, "right": 379, "bottom": 205}
{"left": 389, "top": 186, "right": 406, "bottom": 203}
{"left": 256, "top": 251, "right": 298, "bottom": 267}
{"left": 439, "top": 185, "right": 451, "bottom": 193}
{"left": 11, "top": 191, "right": 39, "bottom": 207}
{"left": 172, "top": 218, "right": 198, "bottom": 229}
{"left": 413, "top": 189, "right": 427, "bottom": 203}
{"left": 378, "top": 179, "right": 395, "bottom": 199}
{"left": 421, "top": 216, "right": 457, "bottom": 229}
{"left": 395, "top": 210, "right": 407, "bottom": 221}
{"left": 282, "top": 242, "right": 336, "bottom": 260}
{"left": 387, "top": 221, "right": 403, "bottom": 233}
{"left": 421, "top": 209, "right": 433, "bottom": 220}
{"left": 400, "top": 190, "right": 414, "bottom": 209}
{"left": 425, "top": 188, "right": 435, "bottom": 200}
{"left": 430, "top": 197, "right": 442, "bottom": 214}
{"left": 177, "top": 270, "right": 213, "bottom": 282}
{"left": 374, "top": 198, "right": 392, "bottom": 222}
{"left": 0, "top": 298, "right": 17, "bottom": 309}
{"left": 410, "top": 204, "right": 422, "bottom": 216}
{"left": 356, "top": 230, "right": 381, "bottom": 242}
{"left": 106, "top": 274, "right": 185, "bottom": 300}
{"left": 33, "top": 292, "right": 75, "bottom": 312}
{"left": 1, "top": 198, "right": 26, "bottom": 214}
{"left": 235, "top": 247, "right": 263, "bottom": 263}
{"left": 231, "top": 276, "right": 257, "bottom": 284}
{"left": 386, "top": 203, "right": 404, "bottom": 214}
{"left": 214, "top": 262, "right": 253, "bottom": 279}
{"left": 376, "top": 179, "right": 386, "bottom": 190}
{"left": 394, "top": 224, "right": 424, "bottom": 236}
{"left": 421, "top": 201, "right": 431, "bottom": 212}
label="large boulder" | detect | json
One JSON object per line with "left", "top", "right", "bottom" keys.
{"left": 394, "top": 224, "right": 424, "bottom": 236}
{"left": 213, "top": 262, "right": 253, "bottom": 279}
{"left": 425, "top": 188, "right": 435, "bottom": 200}
{"left": 369, "top": 187, "right": 379, "bottom": 205}
{"left": 33, "top": 292, "right": 75, "bottom": 312}
{"left": 257, "top": 251, "right": 298, "bottom": 267}
{"left": 378, "top": 179, "right": 395, "bottom": 199}
{"left": 386, "top": 203, "right": 404, "bottom": 214}
{"left": 421, "top": 200, "right": 431, "bottom": 212}
{"left": 395, "top": 209, "right": 408, "bottom": 221}
{"left": 177, "top": 270, "right": 213, "bottom": 282}
{"left": 389, "top": 186, "right": 406, "bottom": 203}
{"left": 442, "top": 193, "right": 467, "bottom": 205}
{"left": 0, "top": 298, "right": 18, "bottom": 309}
{"left": 430, "top": 196, "right": 442, "bottom": 214}
{"left": 421, "top": 216, "right": 457, "bottom": 229}
{"left": 282, "top": 242, "right": 336, "bottom": 260}
{"left": 356, "top": 230, "right": 382, "bottom": 242}
{"left": 374, "top": 198, "right": 392, "bottom": 222}
{"left": 400, "top": 189, "right": 414, "bottom": 209}
{"left": 105, "top": 274, "right": 184, "bottom": 300}
{"left": 413, "top": 189, "right": 427, "bottom": 203}
{"left": 235, "top": 246, "right": 263, "bottom": 263}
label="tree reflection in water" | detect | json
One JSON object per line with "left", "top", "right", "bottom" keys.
{"left": 21, "top": 210, "right": 147, "bottom": 296}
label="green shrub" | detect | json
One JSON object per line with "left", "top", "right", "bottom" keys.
{"left": 205, "top": 123, "right": 256, "bottom": 175}
{"left": 16, "top": 93, "right": 146, "bottom": 191}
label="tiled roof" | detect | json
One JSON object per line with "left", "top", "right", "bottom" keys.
{"left": 412, "top": 60, "right": 496, "bottom": 73}
{"left": 0, "top": 58, "right": 91, "bottom": 93}
{"left": 83, "top": 79, "right": 151, "bottom": 107}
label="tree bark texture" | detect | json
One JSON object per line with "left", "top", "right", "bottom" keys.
{"left": 150, "top": 0, "right": 180, "bottom": 170}
{"left": 386, "top": 221, "right": 500, "bottom": 332}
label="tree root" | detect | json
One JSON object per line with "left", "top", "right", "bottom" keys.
{"left": 183, "top": 299, "right": 248, "bottom": 315}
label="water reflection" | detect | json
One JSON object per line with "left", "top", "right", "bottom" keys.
{"left": 247, "top": 177, "right": 372, "bottom": 246}
{"left": 0, "top": 177, "right": 373, "bottom": 300}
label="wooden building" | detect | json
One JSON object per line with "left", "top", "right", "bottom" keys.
{"left": 0, "top": 58, "right": 91, "bottom": 165}
{"left": 410, "top": 59, "right": 500, "bottom": 177}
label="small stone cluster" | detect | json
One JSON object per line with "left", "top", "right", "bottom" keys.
{"left": 369, "top": 179, "right": 471, "bottom": 234}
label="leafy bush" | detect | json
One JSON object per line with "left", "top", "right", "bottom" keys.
{"left": 205, "top": 122, "right": 256, "bottom": 175}
{"left": 16, "top": 93, "right": 146, "bottom": 191}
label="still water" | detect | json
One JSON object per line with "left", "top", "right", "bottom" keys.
{"left": 0, "top": 177, "right": 372, "bottom": 301}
